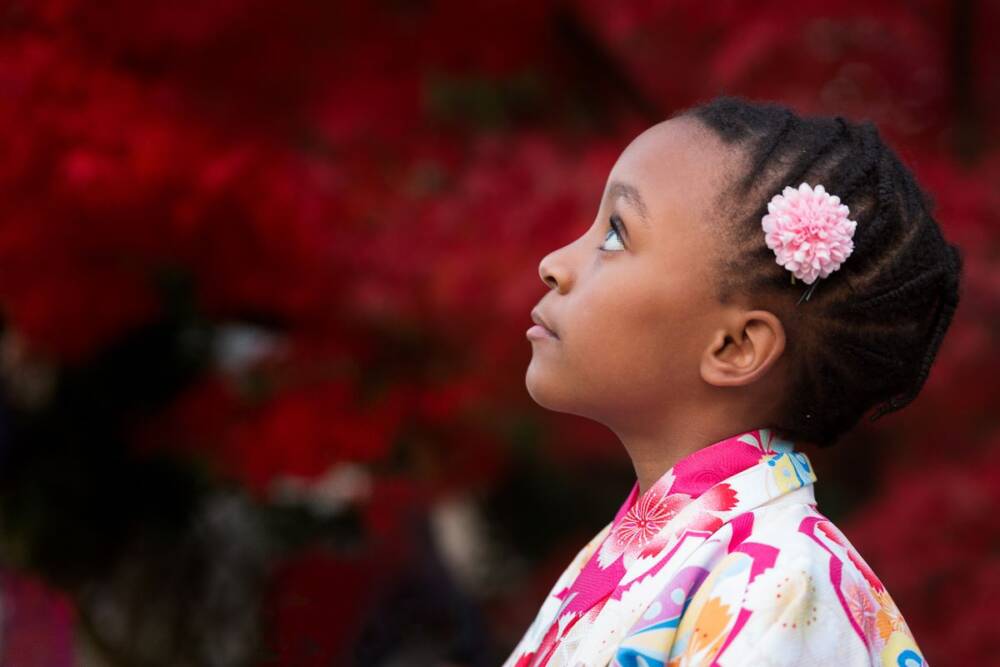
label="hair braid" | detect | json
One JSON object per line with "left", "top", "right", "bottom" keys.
{"left": 871, "top": 243, "right": 964, "bottom": 420}
{"left": 678, "top": 95, "right": 964, "bottom": 447}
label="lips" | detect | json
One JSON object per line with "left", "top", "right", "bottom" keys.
{"left": 530, "top": 309, "right": 559, "bottom": 339}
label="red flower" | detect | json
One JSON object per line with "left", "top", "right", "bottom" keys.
{"left": 615, "top": 493, "right": 690, "bottom": 550}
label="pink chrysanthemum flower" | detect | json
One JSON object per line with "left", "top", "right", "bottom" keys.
{"left": 761, "top": 182, "right": 858, "bottom": 285}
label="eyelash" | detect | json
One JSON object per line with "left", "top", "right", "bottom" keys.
{"left": 598, "top": 214, "right": 627, "bottom": 252}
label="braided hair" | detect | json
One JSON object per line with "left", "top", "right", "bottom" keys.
{"left": 678, "top": 95, "right": 963, "bottom": 448}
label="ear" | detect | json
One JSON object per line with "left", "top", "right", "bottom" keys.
{"left": 700, "top": 310, "right": 786, "bottom": 387}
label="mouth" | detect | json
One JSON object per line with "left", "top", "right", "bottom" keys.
{"left": 528, "top": 309, "right": 559, "bottom": 340}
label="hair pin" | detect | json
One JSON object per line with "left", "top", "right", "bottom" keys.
{"left": 761, "top": 182, "right": 858, "bottom": 303}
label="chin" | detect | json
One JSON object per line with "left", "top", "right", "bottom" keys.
{"left": 525, "top": 362, "right": 558, "bottom": 410}
{"left": 524, "top": 363, "right": 580, "bottom": 414}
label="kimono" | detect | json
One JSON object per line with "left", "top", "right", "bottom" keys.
{"left": 504, "top": 427, "right": 927, "bottom": 666}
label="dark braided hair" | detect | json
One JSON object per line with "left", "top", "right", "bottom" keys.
{"left": 677, "top": 95, "right": 963, "bottom": 448}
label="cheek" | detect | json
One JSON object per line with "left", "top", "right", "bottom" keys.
{"left": 569, "top": 278, "right": 693, "bottom": 383}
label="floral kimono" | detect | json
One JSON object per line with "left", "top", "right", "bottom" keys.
{"left": 504, "top": 427, "right": 927, "bottom": 666}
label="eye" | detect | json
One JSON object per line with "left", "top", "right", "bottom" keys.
{"left": 598, "top": 214, "right": 626, "bottom": 252}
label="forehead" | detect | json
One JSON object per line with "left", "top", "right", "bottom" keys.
{"left": 605, "top": 116, "right": 739, "bottom": 227}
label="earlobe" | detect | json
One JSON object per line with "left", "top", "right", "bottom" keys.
{"left": 700, "top": 311, "right": 785, "bottom": 387}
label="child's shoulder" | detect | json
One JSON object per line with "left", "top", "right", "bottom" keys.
{"left": 735, "top": 486, "right": 864, "bottom": 559}
{"left": 712, "top": 496, "right": 928, "bottom": 665}
{"left": 738, "top": 493, "right": 898, "bottom": 620}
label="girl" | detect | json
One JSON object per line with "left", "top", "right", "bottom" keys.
{"left": 511, "top": 96, "right": 961, "bottom": 666}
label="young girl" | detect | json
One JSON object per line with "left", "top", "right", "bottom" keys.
{"left": 511, "top": 96, "right": 961, "bottom": 666}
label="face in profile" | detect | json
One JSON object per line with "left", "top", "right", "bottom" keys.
{"left": 525, "top": 116, "right": 755, "bottom": 433}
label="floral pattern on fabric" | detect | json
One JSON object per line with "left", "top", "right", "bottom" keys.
{"left": 504, "top": 427, "right": 927, "bottom": 667}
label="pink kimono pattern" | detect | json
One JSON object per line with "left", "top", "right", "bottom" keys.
{"left": 504, "top": 427, "right": 927, "bottom": 666}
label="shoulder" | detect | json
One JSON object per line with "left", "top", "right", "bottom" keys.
{"left": 671, "top": 501, "right": 929, "bottom": 666}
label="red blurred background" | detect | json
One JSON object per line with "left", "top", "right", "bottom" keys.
{"left": 0, "top": 1, "right": 996, "bottom": 665}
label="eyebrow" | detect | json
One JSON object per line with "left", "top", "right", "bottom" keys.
{"left": 606, "top": 180, "right": 650, "bottom": 227}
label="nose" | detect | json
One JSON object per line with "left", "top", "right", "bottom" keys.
{"left": 538, "top": 246, "right": 572, "bottom": 294}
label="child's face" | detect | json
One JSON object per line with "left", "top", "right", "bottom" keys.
{"left": 526, "top": 116, "right": 747, "bottom": 429}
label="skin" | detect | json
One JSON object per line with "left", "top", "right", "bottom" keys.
{"left": 526, "top": 115, "right": 792, "bottom": 496}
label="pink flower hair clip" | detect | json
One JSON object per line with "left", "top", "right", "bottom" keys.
{"left": 761, "top": 182, "right": 858, "bottom": 304}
